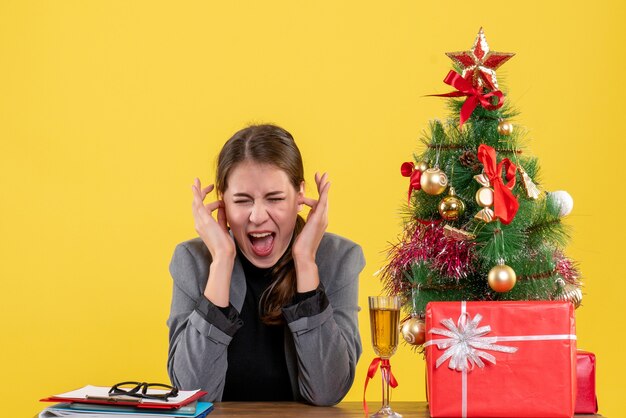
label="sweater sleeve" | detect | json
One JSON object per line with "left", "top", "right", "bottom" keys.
{"left": 281, "top": 240, "right": 365, "bottom": 406}
{"left": 166, "top": 242, "right": 242, "bottom": 402}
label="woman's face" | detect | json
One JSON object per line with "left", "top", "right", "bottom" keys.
{"left": 222, "top": 161, "right": 303, "bottom": 268}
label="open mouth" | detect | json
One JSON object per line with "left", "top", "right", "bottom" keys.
{"left": 248, "top": 232, "right": 276, "bottom": 257}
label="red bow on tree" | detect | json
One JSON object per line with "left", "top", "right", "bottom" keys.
{"left": 477, "top": 144, "right": 519, "bottom": 224}
{"left": 431, "top": 70, "right": 504, "bottom": 127}
{"left": 400, "top": 162, "right": 422, "bottom": 203}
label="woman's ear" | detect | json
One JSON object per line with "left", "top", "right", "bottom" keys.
{"left": 297, "top": 181, "right": 305, "bottom": 211}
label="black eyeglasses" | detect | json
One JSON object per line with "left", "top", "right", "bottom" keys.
{"left": 108, "top": 381, "right": 179, "bottom": 401}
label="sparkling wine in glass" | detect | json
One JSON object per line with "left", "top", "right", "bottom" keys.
{"left": 369, "top": 296, "right": 402, "bottom": 418}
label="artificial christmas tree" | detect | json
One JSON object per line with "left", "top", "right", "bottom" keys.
{"left": 381, "top": 27, "right": 585, "bottom": 418}
{"left": 382, "top": 28, "right": 582, "bottom": 342}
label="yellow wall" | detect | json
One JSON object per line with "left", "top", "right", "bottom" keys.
{"left": 1, "top": 1, "right": 624, "bottom": 416}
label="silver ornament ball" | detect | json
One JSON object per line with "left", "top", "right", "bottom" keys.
{"left": 548, "top": 190, "right": 574, "bottom": 217}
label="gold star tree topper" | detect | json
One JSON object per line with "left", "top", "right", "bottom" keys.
{"left": 446, "top": 28, "right": 515, "bottom": 91}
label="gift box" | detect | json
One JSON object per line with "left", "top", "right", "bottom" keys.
{"left": 575, "top": 350, "right": 598, "bottom": 414}
{"left": 425, "top": 301, "right": 577, "bottom": 418}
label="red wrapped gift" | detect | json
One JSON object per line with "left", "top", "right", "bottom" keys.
{"left": 425, "top": 301, "right": 577, "bottom": 418}
{"left": 575, "top": 350, "right": 598, "bottom": 414}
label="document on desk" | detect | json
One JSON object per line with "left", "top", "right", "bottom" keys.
{"left": 52, "top": 386, "right": 200, "bottom": 404}
{"left": 40, "top": 386, "right": 207, "bottom": 409}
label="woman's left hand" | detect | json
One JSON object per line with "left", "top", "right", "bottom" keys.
{"left": 292, "top": 173, "right": 330, "bottom": 287}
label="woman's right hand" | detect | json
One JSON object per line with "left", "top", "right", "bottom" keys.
{"left": 192, "top": 178, "right": 235, "bottom": 307}
{"left": 192, "top": 178, "right": 236, "bottom": 262}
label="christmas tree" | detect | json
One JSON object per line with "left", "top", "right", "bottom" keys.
{"left": 381, "top": 28, "right": 582, "bottom": 347}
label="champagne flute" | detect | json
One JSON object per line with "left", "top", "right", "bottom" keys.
{"left": 369, "top": 296, "right": 402, "bottom": 418}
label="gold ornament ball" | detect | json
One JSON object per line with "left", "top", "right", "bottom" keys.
{"left": 401, "top": 317, "right": 426, "bottom": 346}
{"left": 438, "top": 194, "right": 466, "bottom": 221}
{"left": 420, "top": 168, "right": 448, "bottom": 195}
{"left": 497, "top": 120, "right": 514, "bottom": 136}
{"left": 415, "top": 161, "right": 429, "bottom": 172}
{"left": 488, "top": 264, "right": 517, "bottom": 293}
{"left": 556, "top": 283, "right": 583, "bottom": 309}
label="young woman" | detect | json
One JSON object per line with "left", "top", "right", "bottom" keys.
{"left": 166, "top": 124, "right": 364, "bottom": 406}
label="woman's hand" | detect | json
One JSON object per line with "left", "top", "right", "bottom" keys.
{"left": 192, "top": 178, "right": 236, "bottom": 262}
{"left": 292, "top": 172, "right": 330, "bottom": 292}
{"left": 192, "top": 178, "right": 236, "bottom": 307}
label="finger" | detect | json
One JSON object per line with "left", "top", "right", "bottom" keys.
{"left": 202, "top": 184, "right": 215, "bottom": 196}
{"left": 217, "top": 203, "right": 228, "bottom": 231}
{"left": 192, "top": 198, "right": 213, "bottom": 225}
{"left": 192, "top": 178, "right": 205, "bottom": 200}
{"left": 192, "top": 180, "right": 216, "bottom": 206}
{"left": 314, "top": 171, "right": 327, "bottom": 186}
{"left": 205, "top": 200, "right": 223, "bottom": 212}
{"left": 193, "top": 201, "right": 223, "bottom": 230}
{"left": 192, "top": 184, "right": 204, "bottom": 204}
{"left": 298, "top": 196, "right": 318, "bottom": 208}
{"left": 192, "top": 185, "right": 219, "bottom": 213}
{"left": 317, "top": 172, "right": 329, "bottom": 192}
{"left": 317, "top": 181, "right": 331, "bottom": 211}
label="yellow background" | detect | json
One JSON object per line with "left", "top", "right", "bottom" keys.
{"left": 1, "top": 1, "right": 624, "bottom": 416}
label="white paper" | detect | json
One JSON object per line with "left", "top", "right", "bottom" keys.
{"left": 52, "top": 385, "right": 200, "bottom": 405}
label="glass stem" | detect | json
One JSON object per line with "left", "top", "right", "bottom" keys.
{"left": 381, "top": 364, "right": 390, "bottom": 409}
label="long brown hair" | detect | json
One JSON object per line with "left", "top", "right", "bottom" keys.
{"left": 216, "top": 124, "right": 305, "bottom": 325}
